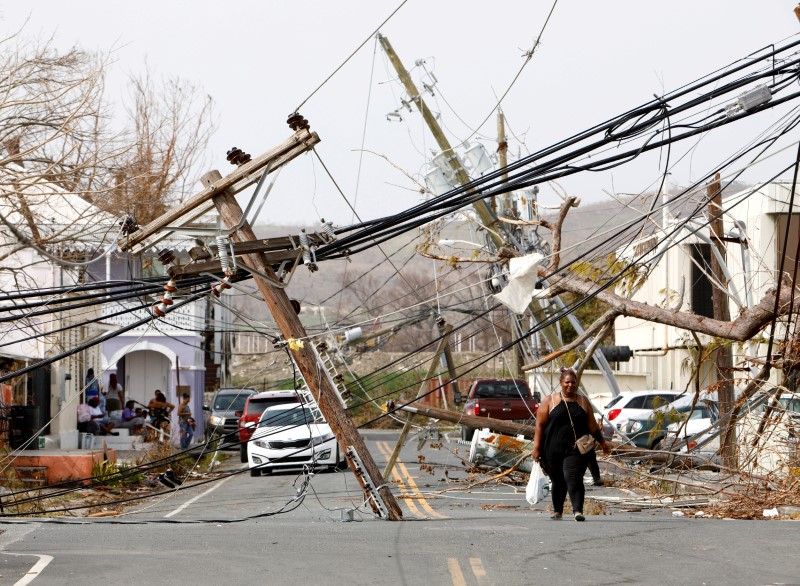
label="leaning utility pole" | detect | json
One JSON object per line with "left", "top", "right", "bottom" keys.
{"left": 707, "top": 173, "right": 736, "bottom": 467}
{"left": 377, "top": 34, "right": 501, "bottom": 251}
{"left": 207, "top": 166, "right": 402, "bottom": 520}
{"left": 497, "top": 109, "right": 524, "bottom": 379}
{"left": 378, "top": 33, "right": 592, "bottom": 383}
{"left": 496, "top": 110, "right": 514, "bottom": 218}
{"left": 120, "top": 123, "right": 402, "bottom": 520}
{"left": 384, "top": 323, "right": 454, "bottom": 478}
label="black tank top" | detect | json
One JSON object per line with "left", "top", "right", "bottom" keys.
{"left": 544, "top": 398, "right": 590, "bottom": 461}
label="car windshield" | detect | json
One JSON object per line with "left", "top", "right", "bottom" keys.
{"left": 259, "top": 407, "right": 315, "bottom": 428}
{"left": 213, "top": 393, "right": 250, "bottom": 411}
{"left": 248, "top": 397, "right": 298, "bottom": 415}
{"left": 473, "top": 382, "right": 527, "bottom": 399}
{"left": 604, "top": 396, "right": 623, "bottom": 409}
{"left": 687, "top": 407, "right": 710, "bottom": 420}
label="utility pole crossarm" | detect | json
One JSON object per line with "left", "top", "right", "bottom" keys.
{"left": 118, "top": 128, "right": 320, "bottom": 253}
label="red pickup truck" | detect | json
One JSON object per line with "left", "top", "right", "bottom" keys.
{"left": 459, "top": 379, "right": 539, "bottom": 441}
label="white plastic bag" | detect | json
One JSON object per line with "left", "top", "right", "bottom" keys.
{"left": 526, "top": 460, "right": 547, "bottom": 505}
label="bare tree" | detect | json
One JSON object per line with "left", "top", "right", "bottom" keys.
{"left": 0, "top": 33, "right": 122, "bottom": 286}
{"left": 0, "top": 32, "right": 215, "bottom": 278}
{"left": 104, "top": 69, "right": 215, "bottom": 225}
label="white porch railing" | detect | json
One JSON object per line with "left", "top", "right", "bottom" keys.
{"left": 101, "top": 299, "right": 205, "bottom": 333}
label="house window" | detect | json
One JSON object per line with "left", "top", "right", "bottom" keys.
{"left": 690, "top": 243, "right": 714, "bottom": 318}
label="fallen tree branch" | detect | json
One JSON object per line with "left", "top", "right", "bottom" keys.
{"left": 539, "top": 196, "right": 579, "bottom": 270}
{"left": 545, "top": 270, "right": 800, "bottom": 341}
{"left": 431, "top": 454, "right": 526, "bottom": 495}
{"left": 522, "top": 309, "right": 618, "bottom": 371}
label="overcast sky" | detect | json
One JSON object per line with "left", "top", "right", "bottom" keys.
{"left": 3, "top": 1, "right": 800, "bottom": 228}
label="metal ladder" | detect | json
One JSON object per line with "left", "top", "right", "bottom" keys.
{"left": 290, "top": 341, "right": 350, "bottom": 422}
{"left": 315, "top": 341, "right": 351, "bottom": 404}
{"left": 346, "top": 445, "right": 390, "bottom": 518}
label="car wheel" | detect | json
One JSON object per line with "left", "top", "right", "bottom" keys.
{"left": 461, "top": 426, "right": 474, "bottom": 442}
{"left": 240, "top": 442, "right": 248, "bottom": 463}
{"left": 250, "top": 468, "right": 260, "bottom": 477}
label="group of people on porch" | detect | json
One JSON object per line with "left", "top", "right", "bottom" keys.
{"left": 77, "top": 369, "right": 194, "bottom": 447}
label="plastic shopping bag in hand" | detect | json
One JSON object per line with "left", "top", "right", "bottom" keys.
{"left": 526, "top": 460, "right": 547, "bottom": 505}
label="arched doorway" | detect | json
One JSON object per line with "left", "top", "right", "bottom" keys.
{"left": 124, "top": 350, "right": 171, "bottom": 409}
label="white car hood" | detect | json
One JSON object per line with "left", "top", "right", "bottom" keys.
{"left": 666, "top": 418, "right": 712, "bottom": 436}
{"left": 251, "top": 422, "right": 331, "bottom": 442}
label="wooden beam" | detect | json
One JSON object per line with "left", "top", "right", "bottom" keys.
{"left": 383, "top": 324, "right": 453, "bottom": 478}
{"left": 119, "top": 128, "right": 320, "bottom": 251}
{"left": 389, "top": 402, "right": 536, "bottom": 439}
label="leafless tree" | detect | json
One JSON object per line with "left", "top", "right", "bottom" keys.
{"left": 0, "top": 31, "right": 215, "bottom": 283}
{"left": 105, "top": 68, "right": 215, "bottom": 225}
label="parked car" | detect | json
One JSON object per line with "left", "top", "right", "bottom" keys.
{"left": 205, "top": 388, "right": 256, "bottom": 448}
{"left": 236, "top": 390, "right": 301, "bottom": 462}
{"left": 598, "top": 390, "right": 682, "bottom": 439}
{"left": 458, "top": 379, "right": 538, "bottom": 441}
{"left": 624, "top": 398, "right": 719, "bottom": 449}
{"left": 247, "top": 404, "right": 346, "bottom": 476}
{"left": 662, "top": 406, "right": 719, "bottom": 450}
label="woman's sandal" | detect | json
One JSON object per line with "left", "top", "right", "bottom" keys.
{"left": 550, "top": 513, "right": 563, "bottom": 520}
{"left": 574, "top": 512, "right": 585, "bottom": 522}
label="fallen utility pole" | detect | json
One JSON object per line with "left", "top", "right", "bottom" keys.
{"left": 121, "top": 122, "right": 402, "bottom": 520}
{"left": 388, "top": 402, "right": 536, "bottom": 439}
{"left": 207, "top": 163, "right": 402, "bottom": 520}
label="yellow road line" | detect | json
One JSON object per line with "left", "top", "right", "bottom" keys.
{"left": 395, "top": 459, "right": 448, "bottom": 519}
{"left": 375, "top": 442, "right": 425, "bottom": 519}
{"left": 377, "top": 441, "right": 448, "bottom": 519}
{"left": 447, "top": 558, "right": 467, "bottom": 586}
{"left": 469, "top": 557, "right": 488, "bottom": 584}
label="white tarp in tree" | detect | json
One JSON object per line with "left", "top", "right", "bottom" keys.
{"left": 491, "top": 253, "right": 544, "bottom": 314}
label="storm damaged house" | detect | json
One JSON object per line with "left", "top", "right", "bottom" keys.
{"left": 0, "top": 166, "right": 220, "bottom": 449}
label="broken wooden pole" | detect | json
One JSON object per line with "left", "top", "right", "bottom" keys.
{"left": 388, "top": 402, "right": 536, "bottom": 439}
{"left": 384, "top": 324, "right": 453, "bottom": 478}
{"left": 207, "top": 169, "right": 402, "bottom": 521}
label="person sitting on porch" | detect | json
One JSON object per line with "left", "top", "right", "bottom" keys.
{"left": 117, "top": 400, "right": 145, "bottom": 434}
{"left": 77, "top": 401, "right": 95, "bottom": 434}
{"left": 87, "top": 397, "right": 116, "bottom": 435}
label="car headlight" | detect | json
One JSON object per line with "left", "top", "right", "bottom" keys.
{"left": 312, "top": 432, "right": 335, "bottom": 446}
{"left": 209, "top": 415, "right": 224, "bottom": 426}
{"left": 254, "top": 440, "right": 268, "bottom": 449}
{"left": 629, "top": 421, "right": 642, "bottom": 433}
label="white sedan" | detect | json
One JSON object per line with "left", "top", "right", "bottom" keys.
{"left": 662, "top": 404, "right": 717, "bottom": 451}
{"left": 246, "top": 404, "right": 346, "bottom": 476}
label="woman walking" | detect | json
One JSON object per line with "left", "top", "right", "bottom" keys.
{"left": 532, "top": 368, "right": 609, "bottom": 521}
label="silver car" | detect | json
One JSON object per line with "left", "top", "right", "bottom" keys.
{"left": 205, "top": 388, "right": 256, "bottom": 447}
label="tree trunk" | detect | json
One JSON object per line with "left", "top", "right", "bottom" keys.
{"left": 707, "top": 174, "right": 736, "bottom": 468}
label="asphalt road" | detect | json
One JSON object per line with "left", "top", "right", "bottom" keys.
{"left": 0, "top": 431, "right": 797, "bottom": 585}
